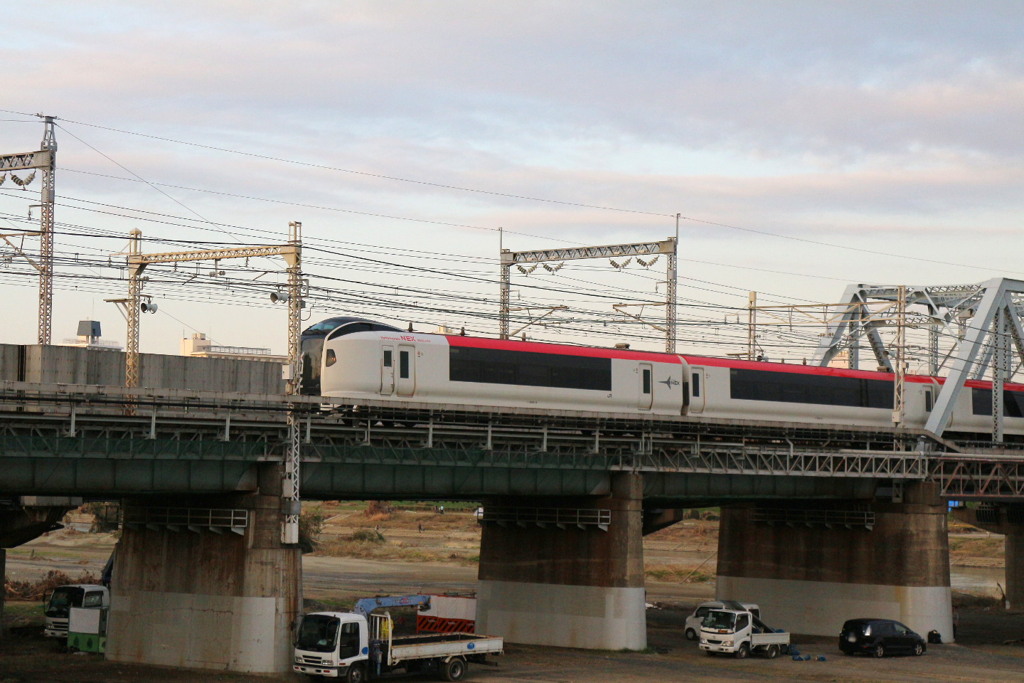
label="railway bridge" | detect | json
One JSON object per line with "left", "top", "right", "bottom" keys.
{"left": 3, "top": 379, "right": 1024, "bottom": 673}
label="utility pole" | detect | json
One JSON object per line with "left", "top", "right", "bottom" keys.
{"left": 747, "top": 292, "right": 757, "bottom": 361}
{"left": 37, "top": 117, "right": 57, "bottom": 345}
{"left": 0, "top": 114, "right": 57, "bottom": 344}
{"left": 113, "top": 225, "right": 304, "bottom": 543}
{"left": 892, "top": 285, "right": 907, "bottom": 428}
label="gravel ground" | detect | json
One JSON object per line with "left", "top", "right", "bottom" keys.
{"left": 3, "top": 601, "right": 1024, "bottom": 682}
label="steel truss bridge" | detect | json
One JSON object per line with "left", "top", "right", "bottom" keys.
{"left": 3, "top": 382, "right": 1024, "bottom": 506}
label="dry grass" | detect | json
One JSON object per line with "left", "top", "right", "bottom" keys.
{"left": 949, "top": 535, "right": 1005, "bottom": 567}
{"left": 316, "top": 535, "right": 478, "bottom": 565}
{"left": 644, "top": 564, "right": 713, "bottom": 583}
{"left": 5, "top": 569, "right": 101, "bottom": 601}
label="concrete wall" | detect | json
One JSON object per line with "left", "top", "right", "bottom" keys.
{"left": 717, "top": 482, "right": 954, "bottom": 642}
{"left": 0, "top": 344, "right": 19, "bottom": 381}
{"left": 0, "top": 344, "right": 284, "bottom": 393}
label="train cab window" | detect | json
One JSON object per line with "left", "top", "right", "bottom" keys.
{"left": 383, "top": 350, "right": 392, "bottom": 367}
{"left": 326, "top": 322, "right": 372, "bottom": 341}
{"left": 399, "top": 351, "right": 410, "bottom": 379}
{"left": 692, "top": 372, "right": 701, "bottom": 397}
{"left": 642, "top": 368, "right": 652, "bottom": 394}
{"left": 325, "top": 349, "right": 337, "bottom": 367}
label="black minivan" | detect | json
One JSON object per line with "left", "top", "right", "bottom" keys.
{"left": 839, "top": 618, "right": 926, "bottom": 657}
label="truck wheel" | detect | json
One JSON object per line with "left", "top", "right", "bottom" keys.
{"left": 735, "top": 643, "right": 749, "bottom": 659}
{"left": 442, "top": 657, "right": 467, "bottom": 681}
{"left": 685, "top": 627, "right": 697, "bottom": 641}
{"left": 765, "top": 644, "right": 779, "bottom": 659}
{"left": 346, "top": 663, "right": 366, "bottom": 683}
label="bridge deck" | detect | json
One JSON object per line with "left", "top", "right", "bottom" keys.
{"left": 2, "top": 381, "right": 1023, "bottom": 501}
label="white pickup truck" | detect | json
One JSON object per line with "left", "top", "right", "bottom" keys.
{"left": 293, "top": 603, "right": 503, "bottom": 681}
{"left": 698, "top": 608, "right": 789, "bottom": 659}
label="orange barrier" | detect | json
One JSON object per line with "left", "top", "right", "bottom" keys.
{"left": 416, "top": 616, "right": 475, "bottom": 634}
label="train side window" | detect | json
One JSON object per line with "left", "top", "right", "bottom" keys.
{"left": 399, "top": 350, "right": 410, "bottom": 379}
{"left": 383, "top": 350, "right": 392, "bottom": 367}
{"left": 692, "top": 372, "right": 701, "bottom": 397}
{"left": 642, "top": 368, "right": 651, "bottom": 394}
{"left": 925, "top": 389, "right": 933, "bottom": 412}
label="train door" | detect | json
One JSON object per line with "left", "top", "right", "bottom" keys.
{"left": 689, "top": 368, "right": 706, "bottom": 414}
{"left": 396, "top": 344, "right": 416, "bottom": 397}
{"left": 380, "top": 344, "right": 395, "bottom": 395}
{"left": 638, "top": 363, "right": 653, "bottom": 410}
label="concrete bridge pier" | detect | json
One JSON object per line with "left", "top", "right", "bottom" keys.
{"left": 475, "top": 473, "right": 646, "bottom": 650}
{"left": 1007, "top": 528, "right": 1024, "bottom": 608}
{"left": 105, "top": 464, "right": 300, "bottom": 673}
{"left": 0, "top": 549, "right": 5, "bottom": 637}
{"left": 717, "top": 482, "right": 954, "bottom": 643}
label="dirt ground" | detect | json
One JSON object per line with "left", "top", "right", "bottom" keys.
{"left": 2, "top": 504, "right": 1023, "bottom": 682}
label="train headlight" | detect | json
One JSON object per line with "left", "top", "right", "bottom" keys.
{"left": 325, "top": 349, "right": 336, "bottom": 367}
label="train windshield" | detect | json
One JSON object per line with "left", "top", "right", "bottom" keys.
{"left": 299, "top": 317, "right": 401, "bottom": 395}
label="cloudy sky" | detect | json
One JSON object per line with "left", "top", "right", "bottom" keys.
{"left": 1, "top": 1, "right": 1022, "bottom": 363}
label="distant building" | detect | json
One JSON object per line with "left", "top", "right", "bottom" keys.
{"left": 61, "top": 320, "right": 122, "bottom": 351}
{"left": 180, "top": 332, "right": 287, "bottom": 363}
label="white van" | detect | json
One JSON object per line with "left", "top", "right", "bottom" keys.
{"left": 684, "top": 600, "right": 760, "bottom": 641}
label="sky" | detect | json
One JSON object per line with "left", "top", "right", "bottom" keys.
{"left": 1, "top": 1, "right": 1022, "bottom": 368}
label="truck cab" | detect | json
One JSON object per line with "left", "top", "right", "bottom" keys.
{"left": 294, "top": 611, "right": 369, "bottom": 680}
{"left": 294, "top": 605, "right": 502, "bottom": 681}
{"left": 699, "top": 608, "right": 789, "bottom": 659}
{"left": 43, "top": 584, "right": 110, "bottom": 638}
{"left": 684, "top": 600, "right": 759, "bottom": 641}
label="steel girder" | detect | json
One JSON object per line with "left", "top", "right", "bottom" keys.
{"left": 930, "top": 456, "right": 1024, "bottom": 501}
{"left": 812, "top": 279, "right": 1024, "bottom": 443}
{"left": 2, "top": 386, "right": 1024, "bottom": 502}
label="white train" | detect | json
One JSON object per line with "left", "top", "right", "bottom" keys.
{"left": 301, "top": 317, "right": 1024, "bottom": 437}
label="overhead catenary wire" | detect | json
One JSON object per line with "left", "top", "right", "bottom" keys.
{"left": 0, "top": 111, "right": 1015, "bottom": 369}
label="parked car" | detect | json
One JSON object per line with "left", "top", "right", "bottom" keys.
{"left": 684, "top": 600, "right": 760, "bottom": 641}
{"left": 839, "top": 618, "right": 926, "bottom": 657}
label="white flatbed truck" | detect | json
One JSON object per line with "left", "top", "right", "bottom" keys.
{"left": 294, "top": 596, "right": 503, "bottom": 681}
{"left": 699, "top": 608, "right": 790, "bottom": 659}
